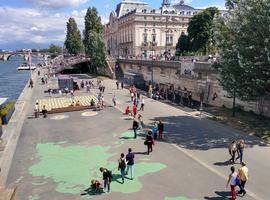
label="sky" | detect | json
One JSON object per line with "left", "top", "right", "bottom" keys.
{"left": 0, "top": 0, "right": 225, "bottom": 50}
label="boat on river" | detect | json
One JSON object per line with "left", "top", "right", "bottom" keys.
{"left": 17, "top": 63, "right": 36, "bottom": 70}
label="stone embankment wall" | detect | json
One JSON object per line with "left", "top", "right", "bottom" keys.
{"left": 118, "top": 59, "right": 270, "bottom": 117}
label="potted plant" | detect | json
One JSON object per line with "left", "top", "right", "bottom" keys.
{"left": 0, "top": 100, "right": 16, "bottom": 125}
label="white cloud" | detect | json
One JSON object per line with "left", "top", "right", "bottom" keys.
{"left": 25, "top": 0, "right": 89, "bottom": 9}
{"left": 0, "top": 6, "right": 86, "bottom": 47}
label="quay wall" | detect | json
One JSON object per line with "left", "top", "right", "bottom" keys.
{"left": 118, "top": 59, "right": 270, "bottom": 117}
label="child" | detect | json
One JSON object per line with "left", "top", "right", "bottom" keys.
{"left": 91, "top": 179, "right": 102, "bottom": 191}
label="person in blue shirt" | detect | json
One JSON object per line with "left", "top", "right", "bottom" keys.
{"left": 125, "top": 148, "right": 135, "bottom": 180}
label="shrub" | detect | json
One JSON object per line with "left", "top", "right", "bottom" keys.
{"left": 0, "top": 100, "right": 16, "bottom": 117}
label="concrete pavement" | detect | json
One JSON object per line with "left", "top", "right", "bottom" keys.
{"left": 4, "top": 76, "right": 269, "bottom": 199}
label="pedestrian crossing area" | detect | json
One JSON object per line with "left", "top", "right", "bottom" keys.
{"left": 37, "top": 95, "right": 97, "bottom": 111}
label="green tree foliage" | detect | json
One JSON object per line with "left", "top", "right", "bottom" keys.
{"left": 64, "top": 17, "right": 83, "bottom": 55}
{"left": 49, "top": 44, "right": 62, "bottom": 55}
{"left": 175, "top": 34, "right": 191, "bottom": 55}
{"left": 84, "top": 7, "right": 106, "bottom": 68}
{"left": 188, "top": 7, "right": 219, "bottom": 53}
{"left": 214, "top": 0, "right": 270, "bottom": 116}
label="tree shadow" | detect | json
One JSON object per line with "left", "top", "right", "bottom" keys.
{"left": 204, "top": 191, "right": 231, "bottom": 199}
{"left": 148, "top": 115, "right": 267, "bottom": 151}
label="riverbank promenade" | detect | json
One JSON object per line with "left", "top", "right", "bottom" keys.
{"left": 0, "top": 70, "right": 270, "bottom": 200}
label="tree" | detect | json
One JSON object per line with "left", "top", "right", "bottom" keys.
{"left": 64, "top": 17, "right": 83, "bottom": 55}
{"left": 188, "top": 7, "right": 219, "bottom": 53}
{"left": 84, "top": 7, "right": 106, "bottom": 68}
{"left": 49, "top": 44, "right": 62, "bottom": 55}
{"left": 214, "top": 0, "right": 270, "bottom": 116}
{"left": 175, "top": 34, "right": 191, "bottom": 56}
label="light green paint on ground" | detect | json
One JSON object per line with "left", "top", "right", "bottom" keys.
{"left": 32, "top": 181, "right": 47, "bottom": 186}
{"left": 28, "top": 195, "right": 39, "bottom": 200}
{"left": 15, "top": 176, "right": 23, "bottom": 183}
{"left": 140, "top": 158, "right": 150, "bottom": 161}
{"left": 29, "top": 143, "right": 112, "bottom": 194}
{"left": 121, "top": 130, "right": 135, "bottom": 139}
{"left": 164, "top": 197, "right": 198, "bottom": 200}
{"left": 111, "top": 162, "right": 166, "bottom": 193}
{"left": 29, "top": 143, "right": 166, "bottom": 196}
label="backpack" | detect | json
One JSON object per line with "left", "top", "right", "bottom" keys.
{"left": 106, "top": 170, "right": 113, "bottom": 180}
{"left": 119, "top": 159, "right": 126, "bottom": 169}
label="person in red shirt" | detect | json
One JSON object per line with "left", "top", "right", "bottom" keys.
{"left": 133, "top": 105, "right": 137, "bottom": 116}
{"left": 125, "top": 106, "right": 130, "bottom": 115}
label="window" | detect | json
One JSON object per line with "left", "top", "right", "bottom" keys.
{"left": 144, "top": 22, "right": 147, "bottom": 26}
{"left": 182, "top": 18, "right": 185, "bottom": 21}
{"left": 153, "top": 16, "right": 156, "bottom": 20}
{"left": 166, "top": 36, "right": 169, "bottom": 43}
{"left": 152, "top": 29, "right": 156, "bottom": 33}
{"left": 153, "top": 22, "right": 156, "bottom": 26}
{"left": 144, "top": 28, "right": 147, "bottom": 33}
{"left": 144, "top": 16, "right": 147, "bottom": 20}
{"left": 170, "top": 36, "right": 173, "bottom": 43}
{"left": 152, "top": 35, "right": 156, "bottom": 42}
{"left": 144, "top": 35, "right": 147, "bottom": 43}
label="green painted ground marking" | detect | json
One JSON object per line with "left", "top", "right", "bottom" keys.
{"left": 111, "top": 162, "right": 166, "bottom": 193}
{"left": 140, "top": 158, "right": 150, "bottom": 161}
{"left": 32, "top": 181, "right": 47, "bottom": 186}
{"left": 121, "top": 130, "right": 135, "bottom": 139}
{"left": 29, "top": 143, "right": 112, "bottom": 194}
{"left": 29, "top": 143, "right": 166, "bottom": 196}
{"left": 164, "top": 197, "right": 198, "bottom": 200}
{"left": 15, "top": 176, "right": 23, "bottom": 183}
{"left": 28, "top": 195, "right": 39, "bottom": 200}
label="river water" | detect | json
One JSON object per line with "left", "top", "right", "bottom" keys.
{"left": 0, "top": 56, "right": 43, "bottom": 100}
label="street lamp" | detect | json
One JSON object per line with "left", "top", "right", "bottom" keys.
{"left": 149, "top": 41, "right": 154, "bottom": 84}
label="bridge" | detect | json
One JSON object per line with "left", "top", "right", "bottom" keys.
{"left": 0, "top": 52, "right": 51, "bottom": 61}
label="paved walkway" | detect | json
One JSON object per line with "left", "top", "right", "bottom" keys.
{"left": 3, "top": 75, "right": 270, "bottom": 200}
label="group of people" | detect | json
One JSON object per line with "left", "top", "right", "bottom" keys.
{"left": 90, "top": 148, "right": 135, "bottom": 193}
{"left": 227, "top": 139, "right": 248, "bottom": 199}
{"left": 34, "top": 101, "right": 48, "bottom": 118}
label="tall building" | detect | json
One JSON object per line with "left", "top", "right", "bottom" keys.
{"left": 104, "top": 0, "right": 227, "bottom": 58}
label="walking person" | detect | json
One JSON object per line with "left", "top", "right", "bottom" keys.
{"left": 132, "top": 104, "right": 137, "bottom": 116}
{"left": 226, "top": 166, "right": 238, "bottom": 200}
{"left": 152, "top": 122, "right": 158, "bottom": 140}
{"left": 158, "top": 120, "right": 164, "bottom": 140}
{"left": 126, "top": 148, "right": 135, "bottom": 180}
{"left": 112, "top": 95, "right": 117, "bottom": 106}
{"left": 238, "top": 162, "right": 248, "bottom": 196}
{"left": 132, "top": 118, "right": 139, "bottom": 139}
{"left": 118, "top": 153, "right": 127, "bottom": 184}
{"left": 121, "top": 81, "right": 124, "bottom": 89}
{"left": 229, "top": 140, "right": 238, "bottom": 164}
{"left": 139, "top": 96, "right": 145, "bottom": 111}
{"left": 145, "top": 131, "right": 154, "bottom": 155}
{"left": 237, "top": 139, "right": 245, "bottom": 163}
{"left": 116, "top": 81, "right": 119, "bottom": 89}
{"left": 100, "top": 167, "right": 112, "bottom": 193}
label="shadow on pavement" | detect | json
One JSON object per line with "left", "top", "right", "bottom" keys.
{"left": 148, "top": 115, "right": 267, "bottom": 150}
{"left": 213, "top": 159, "right": 232, "bottom": 166}
{"left": 204, "top": 191, "right": 231, "bottom": 199}
{"left": 80, "top": 187, "right": 104, "bottom": 196}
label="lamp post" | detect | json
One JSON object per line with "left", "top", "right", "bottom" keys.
{"left": 150, "top": 41, "right": 154, "bottom": 84}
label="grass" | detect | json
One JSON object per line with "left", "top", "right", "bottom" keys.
{"left": 205, "top": 106, "right": 270, "bottom": 143}
{"left": 0, "top": 100, "right": 16, "bottom": 125}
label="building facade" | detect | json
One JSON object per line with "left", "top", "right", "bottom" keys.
{"left": 104, "top": 0, "right": 227, "bottom": 58}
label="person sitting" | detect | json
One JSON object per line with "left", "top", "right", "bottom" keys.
{"left": 90, "top": 179, "right": 102, "bottom": 191}
{"left": 41, "top": 105, "right": 48, "bottom": 118}
{"left": 69, "top": 101, "right": 75, "bottom": 107}
{"left": 75, "top": 100, "right": 81, "bottom": 106}
{"left": 125, "top": 106, "right": 130, "bottom": 115}
{"left": 90, "top": 99, "right": 95, "bottom": 107}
